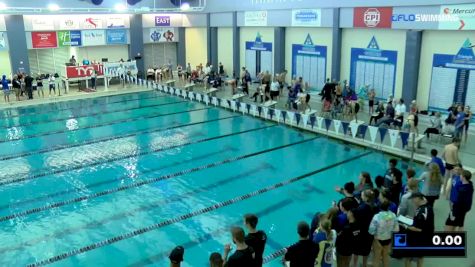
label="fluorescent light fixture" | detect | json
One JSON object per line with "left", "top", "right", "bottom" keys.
{"left": 114, "top": 3, "right": 127, "bottom": 12}
{"left": 180, "top": 2, "right": 190, "bottom": 11}
{"left": 0, "top": 2, "right": 7, "bottom": 10}
{"left": 48, "top": 3, "right": 60, "bottom": 11}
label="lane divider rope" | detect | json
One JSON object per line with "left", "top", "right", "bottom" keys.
{"left": 26, "top": 150, "right": 371, "bottom": 267}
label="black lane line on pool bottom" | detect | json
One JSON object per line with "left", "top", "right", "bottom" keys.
{"left": 0, "top": 113, "right": 239, "bottom": 161}
{"left": 0, "top": 163, "right": 273, "bottom": 255}
{"left": 0, "top": 96, "right": 171, "bottom": 129}
{"left": 0, "top": 91, "right": 160, "bottom": 119}
{"left": 0, "top": 143, "right": 241, "bottom": 212}
{"left": 0, "top": 126, "right": 308, "bottom": 223}
{"left": 127, "top": 198, "right": 292, "bottom": 267}
{"left": 0, "top": 122, "right": 273, "bottom": 187}
{"left": 26, "top": 150, "right": 371, "bottom": 267}
{"left": 0, "top": 100, "right": 193, "bottom": 144}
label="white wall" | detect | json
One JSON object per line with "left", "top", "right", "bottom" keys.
{"left": 185, "top": 27, "right": 208, "bottom": 68}
{"left": 217, "top": 27, "right": 233, "bottom": 75}
{"left": 77, "top": 45, "right": 129, "bottom": 63}
{"left": 341, "top": 28, "right": 407, "bottom": 99}
{"left": 240, "top": 27, "right": 274, "bottom": 72}
{"left": 285, "top": 27, "right": 333, "bottom": 82}
{"left": 417, "top": 30, "right": 475, "bottom": 110}
{"left": 0, "top": 51, "right": 11, "bottom": 76}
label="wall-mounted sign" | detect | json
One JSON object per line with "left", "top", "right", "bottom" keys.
{"left": 59, "top": 18, "right": 79, "bottom": 30}
{"left": 149, "top": 28, "right": 176, "bottom": 42}
{"left": 104, "top": 61, "right": 138, "bottom": 76}
{"left": 349, "top": 36, "right": 398, "bottom": 100}
{"left": 0, "top": 32, "right": 6, "bottom": 50}
{"left": 66, "top": 64, "right": 104, "bottom": 79}
{"left": 82, "top": 30, "right": 106, "bottom": 46}
{"left": 58, "top": 30, "right": 82, "bottom": 47}
{"left": 107, "top": 17, "right": 126, "bottom": 28}
{"left": 155, "top": 16, "right": 171, "bottom": 26}
{"left": 31, "top": 31, "right": 58, "bottom": 49}
{"left": 82, "top": 17, "right": 103, "bottom": 29}
{"left": 291, "top": 9, "right": 321, "bottom": 27}
{"left": 106, "top": 29, "right": 127, "bottom": 44}
{"left": 244, "top": 11, "right": 268, "bottom": 26}
{"left": 439, "top": 4, "right": 475, "bottom": 30}
{"left": 31, "top": 17, "right": 55, "bottom": 31}
{"left": 354, "top": 7, "right": 393, "bottom": 28}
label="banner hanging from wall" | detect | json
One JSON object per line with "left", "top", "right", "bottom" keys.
{"left": 291, "top": 9, "right": 321, "bottom": 27}
{"left": 245, "top": 33, "right": 273, "bottom": 78}
{"left": 244, "top": 11, "right": 268, "bottom": 26}
{"left": 149, "top": 28, "right": 176, "bottom": 42}
{"left": 59, "top": 17, "right": 80, "bottom": 30}
{"left": 81, "top": 30, "right": 106, "bottom": 46}
{"left": 31, "top": 17, "right": 55, "bottom": 31}
{"left": 291, "top": 34, "right": 327, "bottom": 94}
{"left": 428, "top": 39, "right": 475, "bottom": 114}
{"left": 439, "top": 4, "right": 475, "bottom": 30}
{"left": 349, "top": 36, "right": 397, "bottom": 100}
{"left": 106, "top": 29, "right": 127, "bottom": 44}
{"left": 104, "top": 61, "right": 138, "bottom": 76}
{"left": 106, "top": 16, "right": 126, "bottom": 28}
{"left": 0, "top": 32, "right": 6, "bottom": 50}
{"left": 82, "top": 17, "right": 103, "bottom": 29}
{"left": 66, "top": 64, "right": 104, "bottom": 79}
{"left": 354, "top": 7, "right": 393, "bottom": 28}
{"left": 31, "top": 32, "right": 58, "bottom": 49}
{"left": 58, "top": 30, "right": 82, "bottom": 47}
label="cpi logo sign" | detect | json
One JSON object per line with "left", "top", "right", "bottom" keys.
{"left": 364, "top": 8, "right": 381, "bottom": 27}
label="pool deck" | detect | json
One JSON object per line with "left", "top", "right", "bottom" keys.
{"left": 0, "top": 81, "right": 473, "bottom": 266}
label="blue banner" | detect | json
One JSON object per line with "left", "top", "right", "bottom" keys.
{"left": 106, "top": 29, "right": 127, "bottom": 45}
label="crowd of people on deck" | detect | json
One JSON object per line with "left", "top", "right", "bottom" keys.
{"left": 1, "top": 72, "right": 64, "bottom": 103}
{"left": 165, "top": 147, "right": 473, "bottom": 267}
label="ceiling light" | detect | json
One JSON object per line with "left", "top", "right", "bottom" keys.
{"left": 48, "top": 3, "right": 60, "bottom": 11}
{"left": 0, "top": 2, "right": 7, "bottom": 10}
{"left": 114, "top": 3, "right": 127, "bottom": 12}
{"left": 180, "top": 2, "right": 190, "bottom": 11}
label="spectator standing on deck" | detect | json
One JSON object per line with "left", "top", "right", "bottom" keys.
{"left": 445, "top": 170, "right": 473, "bottom": 232}
{"left": 369, "top": 201, "right": 399, "bottom": 267}
{"left": 353, "top": 189, "right": 377, "bottom": 267}
{"left": 24, "top": 73, "right": 34, "bottom": 99}
{"left": 243, "top": 214, "right": 267, "bottom": 267}
{"left": 398, "top": 179, "right": 419, "bottom": 218}
{"left": 209, "top": 252, "right": 224, "bottom": 267}
{"left": 283, "top": 221, "right": 319, "bottom": 267}
{"left": 1, "top": 75, "right": 9, "bottom": 103}
{"left": 223, "top": 227, "right": 255, "bottom": 267}
{"left": 442, "top": 138, "right": 461, "bottom": 196}
{"left": 463, "top": 106, "right": 472, "bottom": 143}
{"left": 416, "top": 163, "right": 443, "bottom": 207}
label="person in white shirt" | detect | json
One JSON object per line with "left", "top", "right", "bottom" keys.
{"left": 394, "top": 98, "right": 407, "bottom": 128}
{"left": 147, "top": 67, "right": 155, "bottom": 80}
{"left": 270, "top": 77, "right": 280, "bottom": 100}
{"left": 48, "top": 74, "right": 56, "bottom": 96}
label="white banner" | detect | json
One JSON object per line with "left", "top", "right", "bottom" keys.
{"left": 107, "top": 16, "right": 126, "bottom": 28}
{"left": 251, "top": 105, "right": 257, "bottom": 116}
{"left": 302, "top": 114, "right": 309, "bottom": 128}
{"left": 388, "top": 129, "right": 399, "bottom": 147}
{"left": 240, "top": 102, "right": 247, "bottom": 114}
{"left": 82, "top": 17, "right": 103, "bottom": 29}
{"left": 275, "top": 110, "right": 281, "bottom": 122}
{"left": 212, "top": 97, "right": 218, "bottom": 106}
{"left": 439, "top": 4, "right": 475, "bottom": 30}
{"left": 350, "top": 122, "right": 360, "bottom": 138}
{"left": 231, "top": 100, "right": 237, "bottom": 111}
{"left": 368, "top": 126, "right": 379, "bottom": 143}
{"left": 0, "top": 16, "right": 5, "bottom": 31}
{"left": 149, "top": 28, "right": 176, "bottom": 42}
{"left": 31, "top": 17, "right": 54, "bottom": 31}
{"left": 292, "top": 9, "right": 322, "bottom": 27}
{"left": 316, "top": 117, "right": 324, "bottom": 129}
{"left": 82, "top": 30, "right": 106, "bottom": 46}
{"left": 287, "top": 111, "right": 295, "bottom": 124}
{"left": 58, "top": 17, "right": 80, "bottom": 30}
{"left": 262, "top": 107, "right": 269, "bottom": 118}
{"left": 244, "top": 11, "right": 268, "bottom": 26}
{"left": 204, "top": 95, "right": 210, "bottom": 105}
{"left": 333, "top": 120, "right": 341, "bottom": 134}
{"left": 104, "top": 61, "right": 138, "bottom": 76}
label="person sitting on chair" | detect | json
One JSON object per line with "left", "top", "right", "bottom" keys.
{"left": 370, "top": 102, "right": 385, "bottom": 125}
{"left": 424, "top": 112, "right": 442, "bottom": 139}
{"left": 376, "top": 102, "right": 395, "bottom": 127}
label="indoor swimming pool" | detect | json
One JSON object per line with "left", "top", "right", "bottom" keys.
{"left": 0, "top": 90, "right": 415, "bottom": 266}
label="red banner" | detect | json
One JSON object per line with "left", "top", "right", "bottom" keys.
{"left": 66, "top": 64, "right": 104, "bottom": 79}
{"left": 353, "top": 7, "right": 393, "bottom": 28}
{"left": 31, "top": 32, "right": 58, "bottom": 48}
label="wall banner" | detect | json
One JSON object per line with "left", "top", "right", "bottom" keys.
{"left": 245, "top": 32, "right": 272, "bottom": 52}
{"left": 291, "top": 34, "right": 327, "bottom": 94}
{"left": 439, "top": 4, "right": 475, "bottom": 30}
{"left": 106, "top": 29, "right": 127, "bottom": 45}
{"left": 59, "top": 18, "right": 80, "bottom": 30}
{"left": 66, "top": 64, "right": 104, "bottom": 79}
{"left": 429, "top": 39, "right": 475, "bottom": 113}
{"left": 244, "top": 11, "right": 268, "bottom": 26}
{"left": 58, "top": 30, "right": 82, "bottom": 47}
{"left": 354, "top": 7, "right": 393, "bottom": 28}
{"left": 104, "top": 61, "right": 138, "bottom": 76}
{"left": 149, "top": 28, "right": 176, "bottom": 42}
{"left": 31, "top": 17, "right": 55, "bottom": 31}
{"left": 31, "top": 31, "right": 58, "bottom": 49}
{"left": 291, "top": 9, "right": 321, "bottom": 27}
{"left": 82, "top": 17, "right": 103, "bottom": 29}
{"left": 82, "top": 30, "right": 106, "bottom": 46}
{"left": 0, "top": 32, "right": 6, "bottom": 50}
{"left": 349, "top": 36, "right": 397, "bottom": 100}
{"left": 107, "top": 17, "right": 126, "bottom": 28}
{"left": 155, "top": 16, "right": 171, "bottom": 26}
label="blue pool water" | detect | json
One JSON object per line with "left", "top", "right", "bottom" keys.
{"left": 0, "top": 90, "right": 415, "bottom": 266}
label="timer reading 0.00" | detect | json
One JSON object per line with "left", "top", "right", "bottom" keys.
{"left": 432, "top": 235, "right": 463, "bottom": 246}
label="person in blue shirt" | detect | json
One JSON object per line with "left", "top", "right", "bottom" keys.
{"left": 446, "top": 169, "right": 473, "bottom": 232}
{"left": 1, "top": 75, "right": 10, "bottom": 103}
{"left": 454, "top": 105, "right": 465, "bottom": 138}
{"left": 429, "top": 149, "right": 445, "bottom": 176}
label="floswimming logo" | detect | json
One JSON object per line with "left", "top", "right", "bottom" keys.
{"left": 364, "top": 8, "right": 381, "bottom": 27}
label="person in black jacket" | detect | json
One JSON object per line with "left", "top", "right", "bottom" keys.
{"left": 243, "top": 214, "right": 267, "bottom": 267}
{"left": 12, "top": 75, "right": 21, "bottom": 101}
{"left": 24, "top": 73, "right": 34, "bottom": 99}
{"left": 445, "top": 170, "right": 474, "bottom": 232}
{"left": 223, "top": 227, "right": 255, "bottom": 267}
{"left": 283, "top": 221, "right": 319, "bottom": 267}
